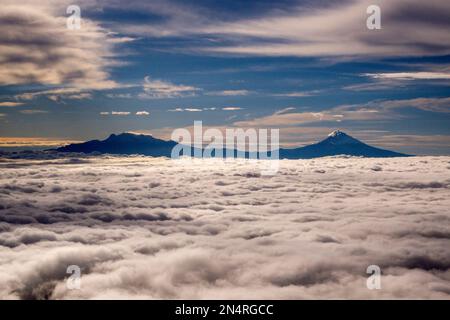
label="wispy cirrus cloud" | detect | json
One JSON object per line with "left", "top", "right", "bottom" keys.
{"left": 0, "top": 102, "right": 24, "bottom": 107}
{"left": 200, "top": 0, "right": 450, "bottom": 58}
{"left": 233, "top": 104, "right": 383, "bottom": 127}
{"left": 233, "top": 110, "right": 353, "bottom": 127}
{"left": 344, "top": 61, "right": 450, "bottom": 91}
{"left": 106, "top": 93, "right": 133, "bottom": 99}
{"left": 15, "top": 88, "right": 93, "bottom": 103}
{"left": 207, "top": 90, "right": 251, "bottom": 96}
{"left": 139, "top": 76, "right": 200, "bottom": 99}
{"left": 168, "top": 107, "right": 202, "bottom": 112}
{"left": 343, "top": 81, "right": 403, "bottom": 92}
{"left": 273, "top": 91, "right": 320, "bottom": 97}
{"left": 222, "top": 107, "right": 243, "bottom": 111}
{"left": 99, "top": 110, "right": 149, "bottom": 116}
{"left": 74, "top": 0, "right": 450, "bottom": 60}
{"left": 234, "top": 97, "right": 450, "bottom": 128}
{"left": 116, "top": 0, "right": 449, "bottom": 59}
{"left": 167, "top": 106, "right": 241, "bottom": 112}
{"left": 365, "top": 72, "right": 450, "bottom": 81}
{"left": 100, "top": 111, "right": 131, "bottom": 116}
{"left": 375, "top": 97, "right": 450, "bottom": 113}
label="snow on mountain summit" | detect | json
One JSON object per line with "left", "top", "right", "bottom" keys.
{"left": 323, "top": 130, "right": 360, "bottom": 145}
{"left": 328, "top": 130, "right": 346, "bottom": 137}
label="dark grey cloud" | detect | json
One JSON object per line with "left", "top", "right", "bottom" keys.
{"left": 0, "top": 2, "right": 119, "bottom": 89}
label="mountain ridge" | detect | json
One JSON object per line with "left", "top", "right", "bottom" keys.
{"left": 55, "top": 131, "right": 410, "bottom": 158}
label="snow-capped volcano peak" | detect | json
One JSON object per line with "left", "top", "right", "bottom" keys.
{"left": 322, "top": 130, "right": 360, "bottom": 145}
{"left": 328, "top": 130, "right": 346, "bottom": 137}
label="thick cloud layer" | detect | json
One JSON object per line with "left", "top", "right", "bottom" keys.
{"left": 0, "top": 155, "right": 449, "bottom": 299}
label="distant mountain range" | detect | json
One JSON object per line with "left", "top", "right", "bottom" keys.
{"left": 55, "top": 130, "right": 410, "bottom": 158}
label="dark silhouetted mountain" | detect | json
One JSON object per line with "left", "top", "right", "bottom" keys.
{"left": 279, "top": 130, "right": 409, "bottom": 159}
{"left": 55, "top": 130, "right": 410, "bottom": 158}
{"left": 56, "top": 133, "right": 177, "bottom": 157}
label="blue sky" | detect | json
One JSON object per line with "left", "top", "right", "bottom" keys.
{"left": 0, "top": 0, "right": 449, "bottom": 154}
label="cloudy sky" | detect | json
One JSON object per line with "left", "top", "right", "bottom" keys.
{"left": 0, "top": 0, "right": 449, "bottom": 154}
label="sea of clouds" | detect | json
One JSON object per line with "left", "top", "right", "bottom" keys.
{"left": 0, "top": 154, "right": 449, "bottom": 299}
